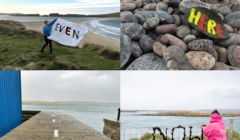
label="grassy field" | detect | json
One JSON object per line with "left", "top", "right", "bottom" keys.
{"left": 0, "top": 25, "right": 120, "bottom": 70}
{"left": 157, "top": 110, "right": 210, "bottom": 116}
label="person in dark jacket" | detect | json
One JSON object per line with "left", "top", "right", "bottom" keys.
{"left": 40, "top": 18, "right": 58, "bottom": 53}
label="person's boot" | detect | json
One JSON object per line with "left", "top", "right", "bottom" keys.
{"left": 40, "top": 50, "right": 44, "bottom": 53}
{"left": 50, "top": 52, "right": 53, "bottom": 54}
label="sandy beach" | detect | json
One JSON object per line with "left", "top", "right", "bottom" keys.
{"left": 20, "top": 19, "right": 120, "bottom": 52}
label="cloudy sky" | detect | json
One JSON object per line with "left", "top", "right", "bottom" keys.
{"left": 21, "top": 71, "right": 120, "bottom": 103}
{"left": 121, "top": 71, "right": 240, "bottom": 110}
{"left": 0, "top": 0, "right": 119, "bottom": 15}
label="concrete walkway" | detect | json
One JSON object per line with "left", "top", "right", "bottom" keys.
{"left": 0, "top": 111, "right": 111, "bottom": 140}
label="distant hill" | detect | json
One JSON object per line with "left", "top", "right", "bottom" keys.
{"left": 22, "top": 101, "right": 120, "bottom": 107}
{"left": 196, "top": 109, "right": 240, "bottom": 113}
{"left": 65, "top": 12, "right": 120, "bottom": 17}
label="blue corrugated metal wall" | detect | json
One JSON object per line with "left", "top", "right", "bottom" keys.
{"left": 0, "top": 70, "right": 22, "bottom": 138}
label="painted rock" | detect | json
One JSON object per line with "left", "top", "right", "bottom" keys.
{"left": 224, "top": 11, "right": 240, "bottom": 28}
{"left": 218, "top": 47, "right": 228, "bottom": 63}
{"left": 186, "top": 51, "right": 215, "bottom": 70}
{"left": 183, "top": 35, "right": 196, "bottom": 43}
{"left": 172, "top": 14, "right": 181, "bottom": 26}
{"left": 121, "top": 23, "right": 146, "bottom": 40}
{"left": 139, "top": 35, "right": 154, "bottom": 53}
{"left": 163, "top": 46, "right": 194, "bottom": 70}
{"left": 228, "top": 45, "right": 240, "bottom": 68}
{"left": 156, "top": 2, "right": 168, "bottom": 11}
{"left": 155, "top": 24, "right": 177, "bottom": 35}
{"left": 121, "top": 3, "right": 136, "bottom": 11}
{"left": 131, "top": 41, "right": 143, "bottom": 57}
{"left": 143, "top": 17, "right": 160, "bottom": 30}
{"left": 164, "top": 0, "right": 181, "bottom": 8}
{"left": 211, "top": 62, "right": 230, "bottom": 70}
{"left": 120, "top": 34, "right": 132, "bottom": 68}
{"left": 127, "top": 53, "right": 167, "bottom": 70}
{"left": 165, "top": 34, "right": 188, "bottom": 52}
{"left": 176, "top": 25, "right": 190, "bottom": 38}
{"left": 217, "top": 33, "right": 240, "bottom": 48}
{"left": 143, "top": 3, "right": 156, "bottom": 11}
{"left": 179, "top": 0, "right": 210, "bottom": 11}
{"left": 188, "top": 39, "right": 213, "bottom": 52}
{"left": 153, "top": 42, "right": 167, "bottom": 57}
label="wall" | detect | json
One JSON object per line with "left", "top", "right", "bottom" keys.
{"left": 0, "top": 71, "right": 22, "bottom": 138}
{"left": 103, "top": 119, "right": 120, "bottom": 140}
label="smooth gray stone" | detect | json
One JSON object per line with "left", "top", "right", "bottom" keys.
{"left": 188, "top": 39, "right": 213, "bottom": 52}
{"left": 217, "top": 33, "right": 240, "bottom": 48}
{"left": 120, "top": 34, "right": 132, "bottom": 68}
{"left": 228, "top": 45, "right": 240, "bottom": 68}
{"left": 139, "top": 35, "right": 154, "bottom": 53}
{"left": 176, "top": 25, "right": 190, "bottom": 38}
{"left": 224, "top": 11, "right": 240, "bottom": 28}
{"left": 216, "top": 6, "right": 232, "bottom": 16}
{"left": 121, "top": 23, "right": 146, "bottom": 40}
{"left": 155, "top": 10, "right": 174, "bottom": 23}
{"left": 131, "top": 41, "right": 143, "bottom": 57}
{"left": 127, "top": 53, "right": 167, "bottom": 70}
{"left": 179, "top": 0, "right": 209, "bottom": 11}
{"left": 164, "top": 0, "right": 181, "bottom": 8}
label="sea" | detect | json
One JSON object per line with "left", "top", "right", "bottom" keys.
{"left": 121, "top": 111, "right": 240, "bottom": 140}
{"left": 22, "top": 104, "right": 119, "bottom": 133}
{"left": 0, "top": 15, "right": 120, "bottom": 41}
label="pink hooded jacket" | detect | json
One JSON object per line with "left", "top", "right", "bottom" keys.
{"left": 203, "top": 114, "right": 227, "bottom": 140}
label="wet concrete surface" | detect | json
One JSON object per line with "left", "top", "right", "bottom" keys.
{"left": 0, "top": 111, "right": 111, "bottom": 140}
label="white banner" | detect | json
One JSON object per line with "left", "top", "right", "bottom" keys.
{"left": 48, "top": 18, "right": 88, "bottom": 47}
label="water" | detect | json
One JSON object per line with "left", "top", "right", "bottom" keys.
{"left": 22, "top": 104, "right": 119, "bottom": 133}
{"left": 121, "top": 112, "right": 240, "bottom": 140}
{"left": 82, "top": 19, "right": 120, "bottom": 41}
{"left": 0, "top": 15, "right": 95, "bottom": 21}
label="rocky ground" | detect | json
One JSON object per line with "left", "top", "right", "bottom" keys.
{"left": 120, "top": 0, "right": 240, "bottom": 70}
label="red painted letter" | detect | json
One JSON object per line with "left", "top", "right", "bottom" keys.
{"left": 65, "top": 27, "right": 71, "bottom": 36}
{"left": 198, "top": 14, "right": 208, "bottom": 32}
{"left": 216, "top": 24, "right": 225, "bottom": 39}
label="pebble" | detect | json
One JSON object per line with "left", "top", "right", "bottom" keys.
{"left": 186, "top": 51, "right": 215, "bottom": 70}
{"left": 121, "top": 23, "right": 146, "bottom": 40}
{"left": 216, "top": 6, "right": 232, "bottom": 16}
{"left": 120, "top": 34, "right": 132, "bottom": 68}
{"left": 143, "top": 17, "right": 160, "bottom": 30}
{"left": 218, "top": 47, "right": 228, "bottom": 63}
{"left": 167, "top": 7, "right": 174, "bottom": 14}
{"left": 164, "top": 0, "right": 181, "bottom": 8}
{"left": 176, "top": 25, "right": 190, "bottom": 38}
{"left": 142, "top": 0, "right": 153, "bottom": 6}
{"left": 139, "top": 35, "right": 154, "bottom": 53}
{"left": 160, "top": 35, "right": 170, "bottom": 44}
{"left": 131, "top": 41, "right": 143, "bottom": 57}
{"left": 155, "top": 24, "right": 177, "bottom": 35}
{"left": 209, "top": 47, "right": 218, "bottom": 62}
{"left": 163, "top": 46, "right": 194, "bottom": 70}
{"left": 211, "top": 62, "right": 230, "bottom": 70}
{"left": 223, "top": 24, "right": 233, "bottom": 33}
{"left": 183, "top": 35, "right": 196, "bottom": 43}
{"left": 164, "top": 34, "right": 188, "bottom": 52}
{"left": 217, "top": 33, "right": 240, "bottom": 48}
{"left": 153, "top": 42, "right": 167, "bottom": 57}
{"left": 127, "top": 53, "right": 167, "bottom": 70}
{"left": 121, "top": 3, "right": 136, "bottom": 11}
{"left": 179, "top": 0, "right": 210, "bottom": 11}
{"left": 188, "top": 39, "right": 213, "bottom": 52}
{"left": 156, "top": 2, "right": 168, "bottom": 11}
{"left": 172, "top": 14, "right": 181, "bottom": 26}
{"left": 232, "top": 2, "right": 240, "bottom": 12}
{"left": 123, "top": 13, "right": 138, "bottom": 23}
{"left": 224, "top": 11, "right": 240, "bottom": 28}
{"left": 228, "top": 45, "right": 240, "bottom": 67}
{"left": 143, "top": 3, "right": 156, "bottom": 11}
{"left": 155, "top": 10, "right": 174, "bottom": 24}
{"left": 134, "top": 11, "right": 157, "bottom": 24}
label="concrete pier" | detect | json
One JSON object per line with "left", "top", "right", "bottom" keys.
{"left": 0, "top": 110, "right": 111, "bottom": 140}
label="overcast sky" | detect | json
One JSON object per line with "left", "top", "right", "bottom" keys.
{"left": 0, "top": 0, "right": 119, "bottom": 15}
{"left": 121, "top": 71, "right": 240, "bottom": 110}
{"left": 21, "top": 71, "right": 120, "bottom": 103}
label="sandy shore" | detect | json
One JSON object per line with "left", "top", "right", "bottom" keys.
{"left": 20, "top": 19, "right": 120, "bottom": 52}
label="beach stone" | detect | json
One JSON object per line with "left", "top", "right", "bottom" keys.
{"left": 217, "top": 13, "right": 224, "bottom": 21}
{"left": 205, "top": 0, "right": 218, "bottom": 3}
{"left": 132, "top": 0, "right": 143, "bottom": 8}
{"left": 167, "top": 7, "right": 174, "bottom": 14}
{"left": 155, "top": 24, "right": 177, "bottom": 35}
{"left": 120, "top": 34, "right": 132, "bottom": 68}
{"left": 217, "top": 33, "right": 240, "bottom": 48}
{"left": 164, "top": 0, "right": 181, "bottom": 8}
{"left": 186, "top": 51, "right": 215, "bottom": 70}
{"left": 209, "top": 47, "right": 218, "bottom": 62}
{"left": 218, "top": 47, "right": 228, "bottom": 63}
{"left": 179, "top": 0, "right": 210, "bottom": 11}
{"left": 142, "top": 0, "right": 153, "bottom": 6}
{"left": 165, "top": 34, "right": 188, "bottom": 52}
{"left": 223, "top": 24, "right": 233, "bottom": 33}
{"left": 163, "top": 46, "right": 194, "bottom": 70}
{"left": 191, "top": 29, "right": 202, "bottom": 36}
{"left": 216, "top": 6, "right": 232, "bottom": 16}
{"left": 139, "top": 35, "right": 154, "bottom": 53}
{"left": 210, "top": 4, "right": 221, "bottom": 13}
{"left": 213, "top": 45, "right": 221, "bottom": 51}
{"left": 127, "top": 53, "right": 167, "bottom": 70}
{"left": 146, "top": 29, "right": 160, "bottom": 41}
{"left": 121, "top": 23, "right": 146, "bottom": 40}
{"left": 172, "top": 14, "right": 181, "bottom": 27}
{"left": 133, "top": 9, "right": 140, "bottom": 14}
{"left": 211, "top": 62, "right": 230, "bottom": 70}
{"left": 180, "top": 15, "right": 192, "bottom": 27}
{"left": 229, "top": 65, "right": 240, "bottom": 70}
{"left": 176, "top": 25, "right": 190, "bottom": 38}
{"left": 155, "top": 10, "right": 174, "bottom": 23}
{"left": 134, "top": 11, "right": 156, "bottom": 24}
{"left": 156, "top": 2, "right": 168, "bottom": 11}
{"left": 143, "top": 3, "right": 156, "bottom": 11}
{"left": 188, "top": 39, "right": 213, "bottom": 52}
{"left": 224, "top": 11, "right": 240, "bottom": 28}
{"left": 131, "top": 41, "right": 143, "bottom": 57}
{"left": 121, "top": 3, "right": 136, "bottom": 11}
{"left": 153, "top": 42, "right": 167, "bottom": 57}
{"left": 123, "top": 13, "right": 138, "bottom": 23}
{"left": 160, "top": 35, "right": 170, "bottom": 44}
{"left": 183, "top": 35, "right": 196, "bottom": 43}
{"left": 143, "top": 17, "right": 160, "bottom": 30}
{"left": 232, "top": 2, "right": 240, "bottom": 12}
{"left": 228, "top": 45, "right": 240, "bottom": 67}
{"left": 120, "top": 11, "right": 132, "bottom": 23}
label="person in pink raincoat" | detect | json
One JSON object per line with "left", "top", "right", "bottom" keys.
{"left": 201, "top": 110, "right": 227, "bottom": 140}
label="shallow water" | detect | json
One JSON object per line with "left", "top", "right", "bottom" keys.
{"left": 22, "top": 104, "right": 119, "bottom": 133}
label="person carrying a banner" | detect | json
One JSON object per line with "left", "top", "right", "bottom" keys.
{"left": 201, "top": 110, "right": 227, "bottom": 140}
{"left": 40, "top": 17, "right": 58, "bottom": 53}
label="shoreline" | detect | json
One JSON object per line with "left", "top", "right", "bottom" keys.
{"left": 19, "top": 18, "right": 120, "bottom": 52}
{"left": 123, "top": 114, "right": 240, "bottom": 117}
